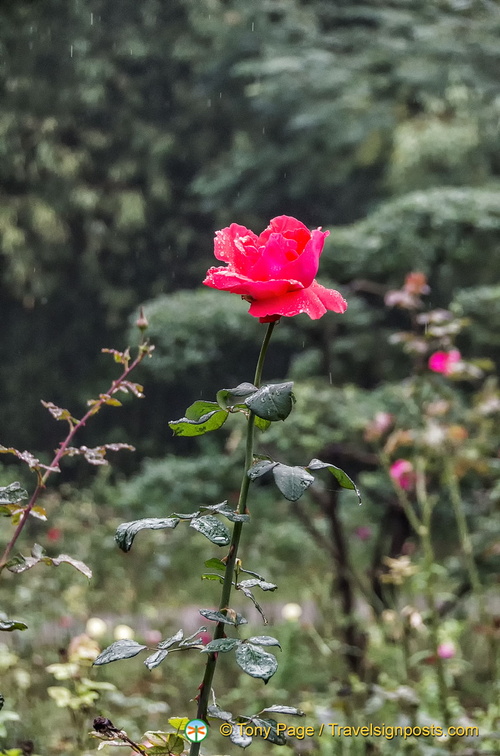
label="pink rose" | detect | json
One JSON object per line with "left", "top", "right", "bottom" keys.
{"left": 428, "top": 350, "right": 461, "bottom": 375}
{"left": 203, "top": 215, "right": 347, "bottom": 322}
{"left": 390, "top": 459, "right": 416, "bottom": 491}
{"left": 437, "top": 642, "right": 456, "bottom": 659}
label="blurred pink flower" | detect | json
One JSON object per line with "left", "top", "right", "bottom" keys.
{"left": 364, "top": 412, "right": 394, "bottom": 442}
{"left": 354, "top": 526, "right": 372, "bottom": 541}
{"left": 437, "top": 642, "right": 456, "bottom": 659}
{"left": 198, "top": 631, "right": 212, "bottom": 646}
{"left": 47, "top": 527, "right": 62, "bottom": 542}
{"left": 143, "top": 629, "right": 162, "bottom": 644}
{"left": 58, "top": 615, "right": 74, "bottom": 628}
{"left": 389, "top": 459, "right": 416, "bottom": 491}
{"left": 428, "top": 350, "right": 461, "bottom": 375}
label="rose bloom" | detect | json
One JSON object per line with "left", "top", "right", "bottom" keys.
{"left": 428, "top": 349, "right": 461, "bottom": 375}
{"left": 203, "top": 215, "right": 347, "bottom": 322}
{"left": 389, "top": 459, "right": 416, "bottom": 491}
{"left": 437, "top": 642, "right": 456, "bottom": 659}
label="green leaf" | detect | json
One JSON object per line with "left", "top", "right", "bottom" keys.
{"left": 260, "top": 705, "right": 305, "bottom": 716}
{"left": 201, "top": 638, "right": 241, "bottom": 653}
{"left": 202, "top": 573, "right": 224, "bottom": 583}
{"left": 249, "top": 717, "right": 286, "bottom": 745}
{"left": 179, "top": 626, "right": 207, "bottom": 647}
{"left": 95, "top": 738, "right": 126, "bottom": 750}
{"left": 0, "top": 482, "right": 28, "bottom": 505}
{"left": 199, "top": 609, "right": 247, "bottom": 626}
{"left": 247, "top": 460, "right": 277, "bottom": 480}
{"left": 168, "top": 408, "right": 228, "bottom": 437}
{"left": 216, "top": 382, "right": 258, "bottom": 410}
{"left": 63, "top": 443, "right": 135, "bottom": 466}
{"left": 144, "top": 649, "right": 169, "bottom": 670}
{"left": 307, "top": 458, "right": 361, "bottom": 503}
{"left": 167, "top": 718, "right": 190, "bottom": 731}
{"left": 93, "top": 639, "right": 147, "bottom": 666}
{"left": 51, "top": 554, "right": 92, "bottom": 578}
{"left": 230, "top": 725, "right": 253, "bottom": 748}
{"left": 6, "top": 546, "right": 92, "bottom": 579}
{"left": 204, "top": 557, "right": 226, "bottom": 571}
{"left": 273, "top": 464, "right": 314, "bottom": 501}
{"left": 0, "top": 620, "right": 28, "bottom": 632}
{"left": 142, "top": 732, "right": 185, "bottom": 755}
{"left": 158, "top": 629, "right": 183, "bottom": 649}
{"left": 245, "top": 382, "right": 294, "bottom": 421}
{"left": 207, "top": 703, "right": 233, "bottom": 721}
{"left": 190, "top": 515, "right": 230, "bottom": 545}
{"left": 247, "top": 636, "right": 281, "bottom": 649}
{"left": 200, "top": 502, "right": 250, "bottom": 523}
{"left": 237, "top": 587, "right": 267, "bottom": 624}
{"left": 239, "top": 567, "right": 268, "bottom": 581}
{"left": 235, "top": 643, "right": 278, "bottom": 682}
{"left": 184, "top": 400, "right": 221, "bottom": 420}
{"left": 238, "top": 578, "right": 277, "bottom": 591}
{"left": 41, "top": 400, "right": 78, "bottom": 423}
{"left": 0, "top": 446, "right": 42, "bottom": 469}
{"left": 254, "top": 416, "right": 271, "bottom": 432}
{"left": 115, "top": 517, "right": 179, "bottom": 552}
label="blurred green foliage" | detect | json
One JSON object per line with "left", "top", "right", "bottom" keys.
{"left": 1, "top": 0, "right": 500, "bottom": 452}
{"left": 1, "top": 0, "right": 500, "bottom": 752}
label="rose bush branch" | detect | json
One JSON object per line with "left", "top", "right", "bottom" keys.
{"left": 190, "top": 321, "right": 275, "bottom": 751}
{"left": 0, "top": 334, "right": 153, "bottom": 575}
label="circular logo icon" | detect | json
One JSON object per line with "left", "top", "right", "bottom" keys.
{"left": 185, "top": 719, "right": 208, "bottom": 743}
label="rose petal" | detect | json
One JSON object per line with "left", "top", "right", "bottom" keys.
{"left": 248, "top": 280, "right": 347, "bottom": 320}
{"left": 249, "top": 233, "right": 299, "bottom": 281}
{"left": 428, "top": 350, "right": 461, "bottom": 375}
{"left": 203, "top": 267, "right": 302, "bottom": 299}
{"left": 258, "top": 215, "right": 310, "bottom": 247}
{"left": 280, "top": 229, "right": 329, "bottom": 289}
{"left": 214, "top": 224, "right": 260, "bottom": 270}
{"left": 311, "top": 280, "right": 348, "bottom": 313}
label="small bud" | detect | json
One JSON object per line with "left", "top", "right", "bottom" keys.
{"left": 93, "top": 717, "right": 120, "bottom": 736}
{"left": 136, "top": 307, "right": 148, "bottom": 332}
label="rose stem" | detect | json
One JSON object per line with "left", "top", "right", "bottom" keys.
{"left": 189, "top": 321, "right": 276, "bottom": 756}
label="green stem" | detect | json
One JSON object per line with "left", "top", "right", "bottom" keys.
{"left": 443, "top": 457, "right": 484, "bottom": 614}
{"left": 190, "top": 322, "right": 276, "bottom": 756}
{"left": 416, "top": 458, "right": 451, "bottom": 733}
{"left": 443, "top": 456, "right": 498, "bottom": 690}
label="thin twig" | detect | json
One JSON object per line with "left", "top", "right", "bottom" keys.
{"left": 0, "top": 343, "right": 151, "bottom": 573}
